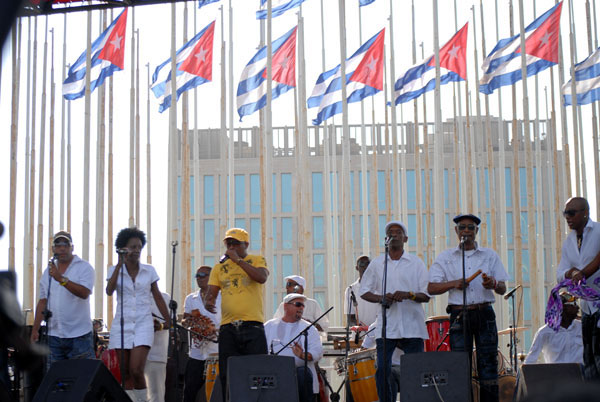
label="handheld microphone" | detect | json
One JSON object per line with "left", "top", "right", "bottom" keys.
{"left": 116, "top": 248, "right": 128, "bottom": 255}
{"left": 219, "top": 254, "right": 229, "bottom": 263}
{"left": 504, "top": 284, "right": 522, "bottom": 300}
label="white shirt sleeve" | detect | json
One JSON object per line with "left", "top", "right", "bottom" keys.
{"left": 428, "top": 255, "right": 448, "bottom": 283}
{"left": 77, "top": 262, "right": 95, "bottom": 292}
{"left": 524, "top": 327, "right": 547, "bottom": 364}
{"left": 359, "top": 262, "right": 378, "bottom": 297}
{"left": 307, "top": 325, "right": 323, "bottom": 362}
{"left": 556, "top": 241, "right": 572, "bottom": 281}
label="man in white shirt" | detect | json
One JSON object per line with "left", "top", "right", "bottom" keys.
{"left": 524, "top": 292, "right": 583, "bottom": 365}
{"left": 344, "top": 256, "right": 378, "bottom": 327}
{"left": 273, "top": 275, "right": 329, "bottom": 333}
{"left": 428, "top": 214, "right": 509, "bottom": 402}
{"left": 360, "top": 220, "right": 430, "bottom": 402}
{"left": 182, "top": 266, "right": 221, "bottom": 402}
{"left": 556, "top": 197, "right": 600, "bottom": 380}
{"left": 265, "top": 293, "right": 323, "bottom": 402}
{"left": 30, "top": 231, "right": 95, "bottom": 369}
{"left": 144, "top": 292, "right": 171, "bottom": 402}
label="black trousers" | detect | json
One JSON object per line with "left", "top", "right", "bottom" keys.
{"left": 183, "top": 358, "right": 206, "bottom": 402}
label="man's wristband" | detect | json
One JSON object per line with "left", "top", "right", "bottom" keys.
{"left": 409, "top": 291, "right": 416, "bottom": 301}
{"left": 60, "top": 277, "right": 69, "bottom": 286}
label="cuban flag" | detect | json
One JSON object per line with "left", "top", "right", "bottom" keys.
{"left": 562, "top": 47, "right": 600, "bottom": 106}
{"left": 151, "top": 21, "right": 215, "bottom": 113}
{"left": 307, "top": 28, "right": 385, "bottom": 126}
{"left": 359, "top": 0, "right": 376, "bottom": 6}
{"left": 480, "top": 2, "right": 562, "bottom": 95}
{"left": 198, "top": 0, "right": 219, "bottom": 8}
{"left": 237, "top": 26, "right": 297, "bottom": 120}
{"left": 256, "top": 0, "right": 306, "bottom": 20}
{"left": 63, "top": 8, "right": 128, "bottom": 100}
{"left": 394, "top": 23, "right": 468, "bottom": 105}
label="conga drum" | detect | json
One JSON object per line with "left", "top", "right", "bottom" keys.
{"left": 347, "top": 349, "right": 378, "bottom": 402}
{"left": 204, "top": 353, "right": 219, "bottom": 402}
{"left": 424, "top": 315, "right": 451, "bottom": 352}
{"left": 100, "top": 349, "right": 121, "bottom": 384}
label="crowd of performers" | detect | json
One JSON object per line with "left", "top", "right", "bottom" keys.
{"left": 23, "top": 195, "right": 600, "bottom": 402}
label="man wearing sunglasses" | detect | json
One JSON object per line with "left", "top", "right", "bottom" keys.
{"left": 344, "top": 256, "right": 379, "bottom": 327}
{"left": 264, "top": 293, "right": 323, "bottom": 402}
{"left": 428, "top": 213, "right": 509, "bottom": 402}
{"left": 205, "top": 227, "right": 269, "bottom": 399}
{"left": 524, "top": 292, "right": 582, "bottom": 365}
{"left": 182, "top": 266, "right": 221, "bottom": 402}
{"left": 30, "top": 231, "right": 96, "bottom": 369}
{"left": 556, "top": 197, "right": 600, "bottom": 380}
{"left": 273, "top": 275, "right": 329, "bottom": 332}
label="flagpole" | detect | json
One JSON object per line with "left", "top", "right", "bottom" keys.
{"left": 411, "top": 1, "right": 423, "bottom": 264}
{"left": 146, "top": 62, "right": 152, "bottom": 265}
{"left": 94, "top": 11, "right": 107, "bottom": 320}
{"left": 480, "top": 1, "right": 498, "bottom": 253}
{"left": 544, "top": 84, "right": 559, "bottom": 277}
{"left": 181, "top": 1, "right": 191, "bottom": 301}
{"left": 227, "top": 0, "right": 234, "bottom": 229}
{"left": 452, "top": 0, "right": 465, "bottom": 214}
{"left": 129, "top": 7, "right": 136, "bottom": 228}
{"left": 566, "top": 0, "right": 582, "bottom": 197}
{"left": 9, "top": 22, "right": 21, "bottom": 271}
{"left": 82, "top": 8, "right": 92, "bottom": 261}
{"left": 192, "top": 4, "right": 198, "bottom": 271}
{"left": 556, "top": 0, "right": 572, "bottom": 199}
{"left": 420, "top": 42, "right": 432, "bottom": 267}
{"left": 49, "top": 27, "right": 56, "bottom": 257}
{"left": 23, "top": 18, "right": 32, "bottom": 318}
{"left": 587, "top": 0, "right": 600, "bottom": 212}
{"left": 358, "top": 3, "right": 370, "bottom": 254}
{"left": 509, "top": 0, "right": 524, "bottom": 327}
{"left": 219, "top": 5, "right": 227, "bottom": 244}
{"left": 67, "top": 64, "right": 72, "bottom": 233}
{"left": 107, "top": 8, "right": 114, "bottom": 326}
{"left": 518, "top": 0, "right": 542, "bottom": 332}
{"left": 389, "top": 0, "right": 405, "bottom": 228}
{"left": 135, "top": 28, "right": 141, "bottom": 227}
{"left": 60, "top": 15, "right": 66, "bottom": 230}
{"left": 593, "top": 0, "right": 600, "bottom": 215}
{"left": 265, "top": 0, "right": 274, "bottom": 303}
{"left": 27, "top": 16, "right": 38, "bottom": 313}
{"left": 471, "top": 5, "right": 485, "bottom": 241}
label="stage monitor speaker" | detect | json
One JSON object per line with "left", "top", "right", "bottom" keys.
{"left": 32, "top": 359, "right": 130, "bottom": 402}
{"left": 516, "top": 363, "right": 583, "bottom": 401}
{"left": 400, "top": 351, "right": 471, "bottom": 402}
{"left": 226, "top": 355, "right": 298, "bottom": 402}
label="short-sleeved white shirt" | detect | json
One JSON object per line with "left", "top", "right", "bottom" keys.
{"left": 344, "top": 279, "right": 379, "bottom": 327}
{"left": 147, "top": 292, "right": 171, "bottom": 363}
{"left": 264, "top": 318, "right": 323, "bottom": 394}
{"left": 524, "top": 320, "right": 583, "bottom": 364}
{"left": 108, "top": 263, "right": 159, "bottom": 349}
{"left": 183, "top": 290, "right": 221, "bottom": 361}
{"left": 429, "top": 244, "right": 510, "bottom": 306}
{"left": 38, "top": 255, "right": 95, "bottom": 338}
{"left": 359, "top": 252, "right": 429, "bottom": 340}
{"left": 556, "top": 219, "right": 600, "bottom": 315}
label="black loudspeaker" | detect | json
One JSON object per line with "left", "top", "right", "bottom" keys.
{"left": 516, "top": 363, "right": 583, "bottom": 401}
{"left": 400, "top": 351, "right": 471, "bottom": 402}
{"left": 226, "top": 355, "right": 299, "bottom": 402}
{"left": 32, "top": 359, "right": 130, "bottom": 402}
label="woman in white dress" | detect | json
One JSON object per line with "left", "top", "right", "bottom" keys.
{"left": 106, "top": 227, "right": 171, "bottom": 402}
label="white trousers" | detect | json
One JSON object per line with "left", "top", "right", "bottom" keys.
{"left": 143, "top": 360, "right": 167, "bottom": 402}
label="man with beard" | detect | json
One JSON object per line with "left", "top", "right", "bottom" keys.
{"left": 359, "top": 221, "right": 430, "bottom": 402}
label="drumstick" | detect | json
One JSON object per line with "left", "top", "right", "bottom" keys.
{"left": 466, "top": 269, "right": 482, "bottom": 284}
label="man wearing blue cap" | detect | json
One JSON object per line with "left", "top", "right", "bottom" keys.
{"left": 428, "top": 214, "right": 509, "bottom": 402}
{"left": 359, "top": 220, "right": 430, "bottom": 402}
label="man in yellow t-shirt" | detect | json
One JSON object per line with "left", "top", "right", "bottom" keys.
{"left": 205, "top": 227, "right": 269, "bottom": 399}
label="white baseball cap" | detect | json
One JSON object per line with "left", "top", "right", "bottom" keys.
{"left": 284, "top": 275, "right": 306, "bottom": 289}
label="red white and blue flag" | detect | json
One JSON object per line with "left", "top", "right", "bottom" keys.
{"left": 394, "top": 23, "right": 468, "bottom": 105}
{"left": 480, "top": 2, "right": 562, "bottom": 94}
{"left": 151, "top": 20, "right": 215, "bottom": 113}
{"left": 307, "top": 28, "right": 385, "bottom": 125}
{"left": 256, "top": 0, "right": 306, "bottom": 20}
{"left": 63, "top": 8, "right": 128, "bottom": 100}
{"left": 236, "top": 26, "right": 297, "bottom": 120}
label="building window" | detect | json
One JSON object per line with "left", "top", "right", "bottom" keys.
{"left": 282, "top": 217, "right": 293, "bottom": 249}
{"left": 377, "top": 171, "right": 386, "bottom": 210}
{"left": 250, "top": 174, "right": 260, "bottom": 214}
{"left": 313, "top": 254, "right": 325, "bottom": 287}
{"left": 204, "top": 175, "right": 214, "bottom": 215}
{"left": 282, "top": 255, "right": 294, "bottom": 281}
{"left": 250, "top": 219, "right": 261, "bottom": 250}
{"left": 235, "top": 174, "right": 245, "bottom": 214}
{"left": 234, "top": 218, "right": 246, "bottom": 229}
{"left": 312, "top": 172, "right": 323, "bottom": 213}
{"left": 406, "top": 169, "right": 416, "bottom": 209}
{"left": 190, "top": 176, "right": 195, "bottom": 215}
{"left": 281, "top": 173, "right": 292, "bottom": 212}
{"left": 204, "top": 220, "right": 215, "bottom": 251}
{"left": 313, "top": 217, "right": 325, "bottom": 249}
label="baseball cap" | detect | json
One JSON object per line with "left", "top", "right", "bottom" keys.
{"left": 453, "top": 214, "right": 481, "bottom": 225}
{"left": 283, "top": 293, "right": 307, "bottom": 304}
{"left": 53, "top": 231, "right": 73, "bottom": 245}
{"left": 384, "top": 220, "right": 407, "bottom": 236}
{"left": 223, "top": 228, "right": 249, "bottom": 243}
{"left": 284, "top": 275, "right": 306, "bottom": 289}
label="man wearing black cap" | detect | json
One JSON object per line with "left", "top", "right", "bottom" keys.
{"left": 428, "top": 214, "right": 509, "bottom": 402}
{"left": 31, "top": 231, "right": 96, "bottom": 369}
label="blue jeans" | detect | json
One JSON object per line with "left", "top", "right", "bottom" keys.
{"left": 48, "top": 331, "right": 95, "bottom": 370}
{"left": 449, "top": 306, "right": 499, "bottom": 402}
{"left": 218, "top": 321, "right": 268, "bottom": 399}
{"left": 375, "top": 337, "right": 423, "bottom": 402}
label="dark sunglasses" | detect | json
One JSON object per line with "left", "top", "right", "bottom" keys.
{"left": 195, "top": 273, "right": 210, "bottom": 278}
{"left": 563, "top": 209, "right": 585, "bottom": 218}
{"left": 286, "top": 281, "right": 299, "bottom": 288}
{"left": 225, "top": 239, "right": 241, "bottom": 246}
{"left": 457, "top": 224, "right": 477, "bottom": 231}
{"left": 53, "top": 241, "right": 71, "bottom": 247}
{"left": 286, "top": 302, "right": 305, "bottom": 308}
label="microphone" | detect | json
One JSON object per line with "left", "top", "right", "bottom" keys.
{"left": 349, "top": 287, "right": 358, "bottom": 307}
{"left": 460, "top": 236, "right": 467, "bottom": 244}
{"left": 354, "top": 327, "right": 360, "bottom": 345}
{"left": 385, "top": 236, "right": 393, "bottom": 245}
{"left": 219, "top": 254, "right": 229, "bottom": 263}
{"left": 504, "top": 284, "right": 522, "bottom": 300}
{"left": 116, "top": 248, "right": 128, "bottom": 255}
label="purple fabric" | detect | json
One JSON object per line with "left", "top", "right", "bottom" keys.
{"left": 545, "top": 277, "right": 600, "bottom": 331}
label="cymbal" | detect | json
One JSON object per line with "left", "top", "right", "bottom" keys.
{"left": 498, "top": 326, "right": 528, "bottom": 335}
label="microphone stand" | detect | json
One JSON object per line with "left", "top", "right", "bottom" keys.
{"left": 120, "top": 257, "right": 125, "bottom": 389}
{"left": 381, "top": 237, "right": 390, "bottom": 402}
{"left": 41, "top": 258, "right": 54, "bottom": 372}
{"left": 275, "top": 307, "right": 333, "bottom": 402}
{"left": 506, "top": 289, "right": 518, "bottom": 371}
{"left": 343, "top": 287, "right": 354, "bottom": 402}
{"left": 460, "top": 237, "right": 471, "bottom": 400}
{"left": 167, "top": 241, "right": 180, "bottom": 401}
